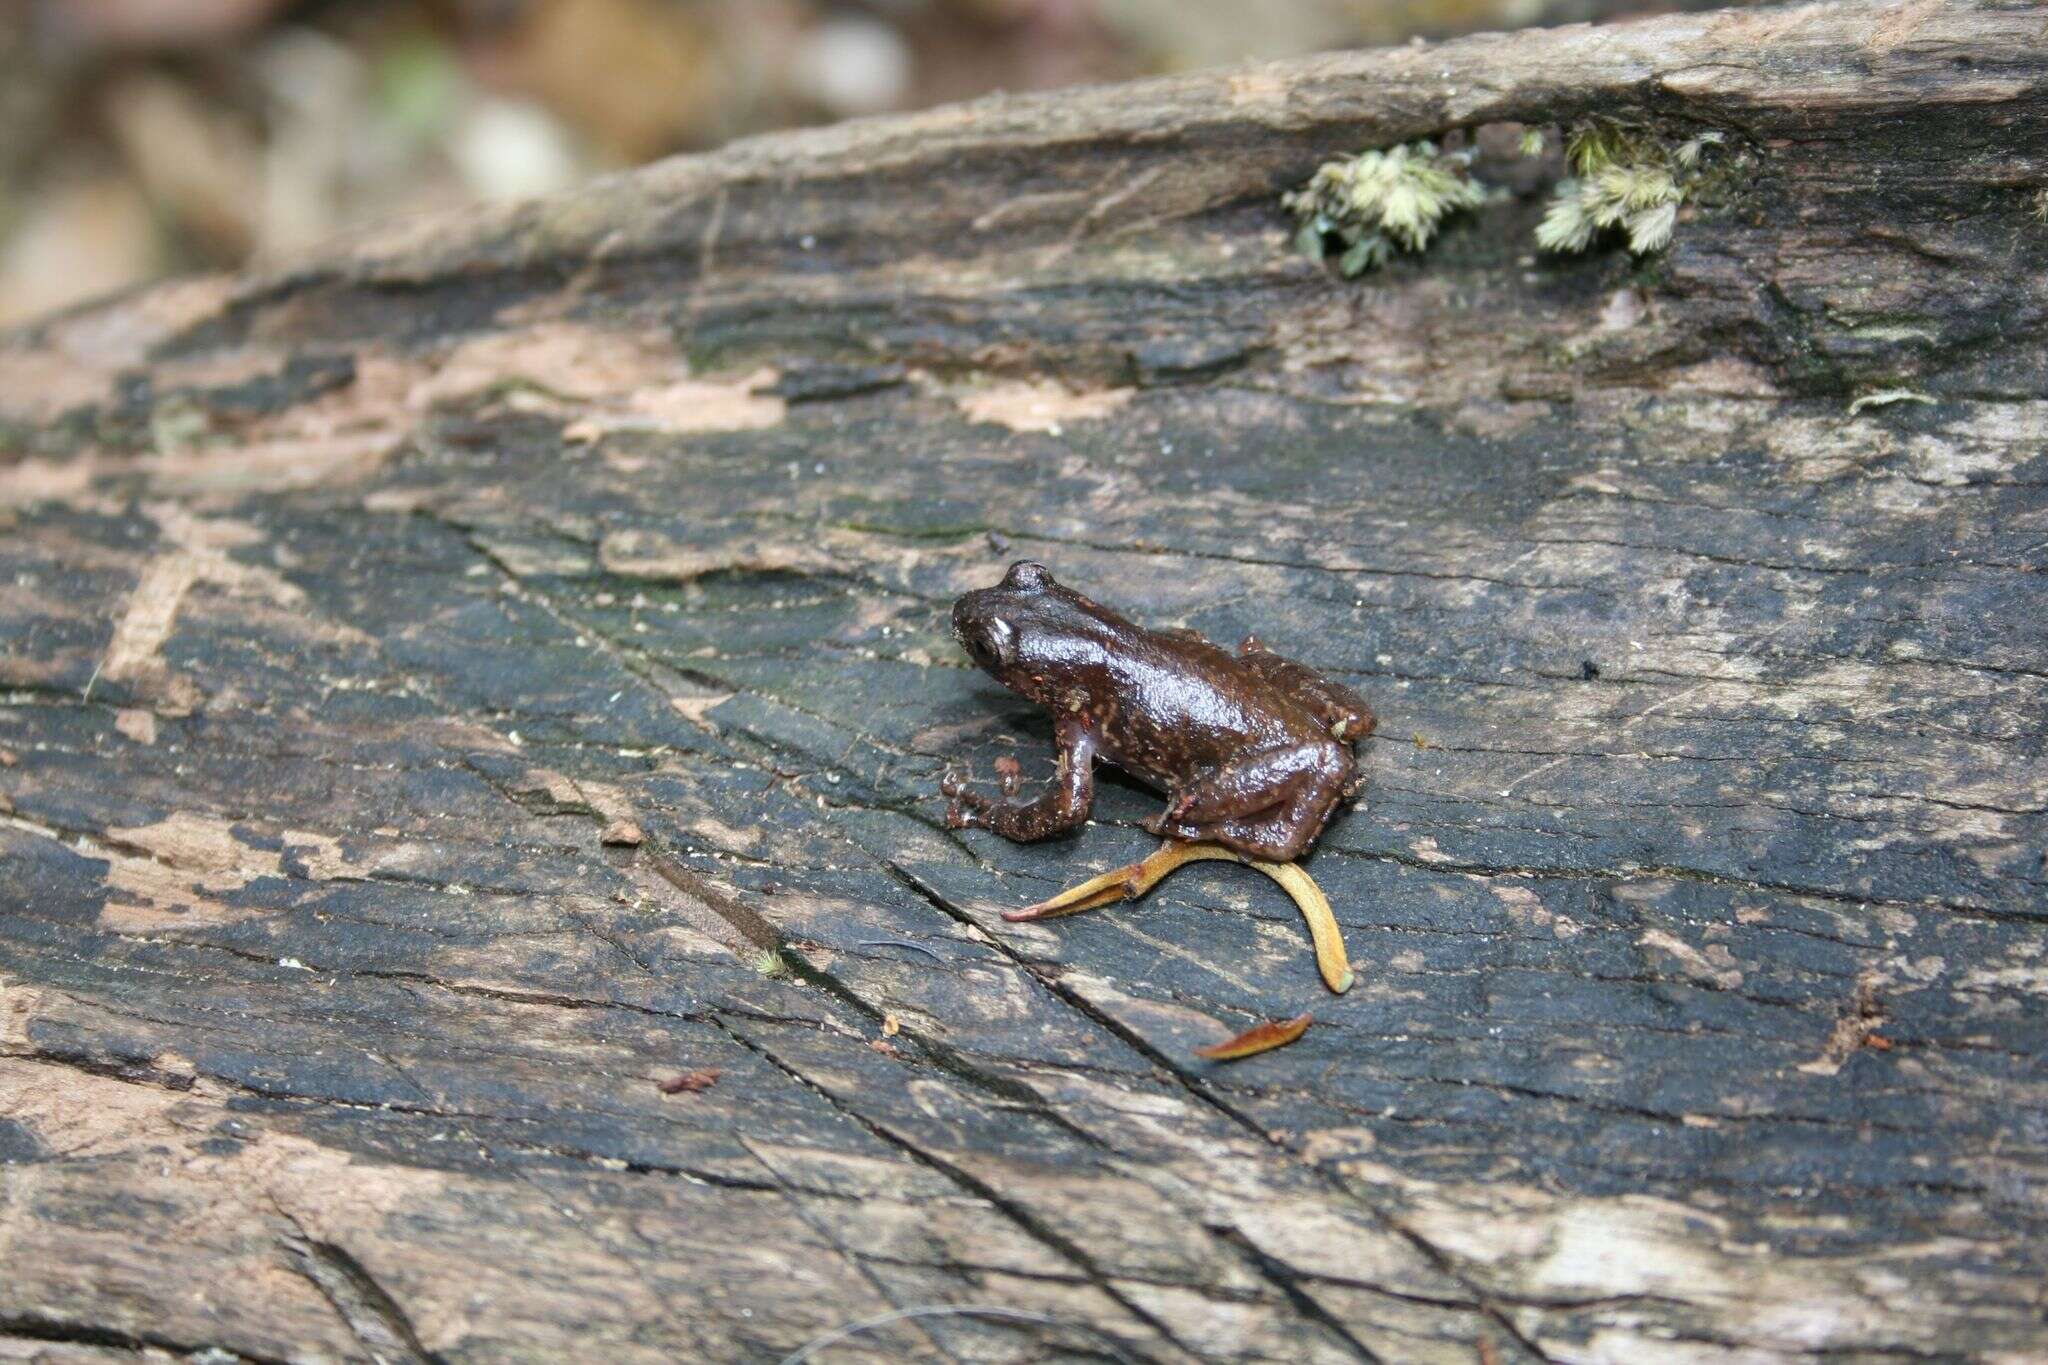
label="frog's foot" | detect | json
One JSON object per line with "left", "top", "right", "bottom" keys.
{"left": 939, "top": 770, "right": 989, "bottom": 829}
{"left": 1003, "top": 840, "right": 1354, "bottom": 994}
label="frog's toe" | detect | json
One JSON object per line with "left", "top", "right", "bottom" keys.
{"left": 940, "top": 770, "right": 997, "bottom": 824}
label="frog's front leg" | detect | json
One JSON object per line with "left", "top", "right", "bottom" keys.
{"left": 943, "top": 716, "right": 1097, "bottom": 841}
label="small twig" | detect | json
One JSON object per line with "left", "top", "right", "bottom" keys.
{"left": 852, "top": 938, "right": 946, "bottom": 962}
{"left": 776, "top": 1305, "right": 1140, "bottom": 1365}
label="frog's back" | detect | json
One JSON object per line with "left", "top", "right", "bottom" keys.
{"left": 1090, "top": 621, "right": 1329, "bottom": 787}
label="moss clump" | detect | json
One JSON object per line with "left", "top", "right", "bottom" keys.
{"left": 1536, "top": 123, "right": 1723, "bottom": 256}
{"left": 1284, "top": 140, "right": 1489, "bottom": 276}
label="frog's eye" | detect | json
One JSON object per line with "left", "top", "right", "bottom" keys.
{"left": 1003, "top": 561, "right": 1052, "bottom": 591}
{"left": 968, "top": 617, "right": 1017, "bottom": 668}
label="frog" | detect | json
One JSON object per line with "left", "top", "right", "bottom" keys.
{"left": 942, "top": 561, "right": 1375, "bottom": 863}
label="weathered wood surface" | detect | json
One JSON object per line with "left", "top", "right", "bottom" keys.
{"left": 3, "top": 2, "right": 2047, "bottom": 1361}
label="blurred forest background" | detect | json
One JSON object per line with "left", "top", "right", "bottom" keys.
{"left": 0, "top": 0, "right": 1738, "bottom": 327}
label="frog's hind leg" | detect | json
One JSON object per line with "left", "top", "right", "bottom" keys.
{"left": 1150, "top": 761, "right": 1350, "bottom": 863}
{"left": 1145, "top": 738, "right": 1351, "bottom": 859}
{"left": 1151, "top": 738, "right": 1347, "bottom": 829}
{"left": 1151, "top": 814, "right": 1314, "bottom": 863}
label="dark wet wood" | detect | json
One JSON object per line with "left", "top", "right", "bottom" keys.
{"left": 3, "top": 2, "right": 2045, "bottom": 1361}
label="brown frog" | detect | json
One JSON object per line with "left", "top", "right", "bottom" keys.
{"left": 943, "top": 562, "right": 1374, "bottom": 862}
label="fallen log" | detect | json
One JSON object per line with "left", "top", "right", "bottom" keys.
{"left": 3, "top": 2, "right": 2045, "bottom": 1360}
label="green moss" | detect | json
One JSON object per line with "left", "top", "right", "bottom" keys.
{"left": 1536, "top": 122, "right": 1723, "bottom": 257}
{"left": 148, "top": 395, "right": 213, "bottom": 456}
{"left": 1283, "top": 140, "right": 1490, "bottom": 277}
{"left": 1286, "top": 121, "right": 1733, "bottom": 275}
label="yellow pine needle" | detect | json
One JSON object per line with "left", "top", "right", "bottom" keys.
{"left": 1006, "top": 840, "right": 1355, "bottom": 994}
{"left": 1194, "top": 1012, "right": 1313, "bottom": 1061}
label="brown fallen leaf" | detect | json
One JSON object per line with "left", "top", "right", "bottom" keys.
{"left": 1193, "top": 1013, "right": 1311, "bottom": 1061}
{"left": 657, "top": 1067, "right": 721, "bottom": 1094}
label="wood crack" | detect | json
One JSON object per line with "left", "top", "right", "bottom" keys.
{"left": 708, "top": 1015, "right": 1196, "bottom": 1365}
{"left": 876, "top": 858, "right": 1562, "bottom": 1363}
{"left": 276, "top": 1212, "right": 437, "bottom": 1365}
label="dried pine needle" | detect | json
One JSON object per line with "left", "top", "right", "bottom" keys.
{"left": 1194, "top": 1012, "right": 1313, "bottom": 1061}
{"left": 1004, "top": 840, "right": 1354, "bottom": 995}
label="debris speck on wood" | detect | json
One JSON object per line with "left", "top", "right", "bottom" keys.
{"left": 658, "top": 1068, "right": 722, "bottom": 1095}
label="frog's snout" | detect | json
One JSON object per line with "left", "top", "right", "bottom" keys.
{"left": 951, "top": 591, "right": 986, "bottom": 650}
{"left": 953, "top": 594, "right": 1017, "bottom": 672}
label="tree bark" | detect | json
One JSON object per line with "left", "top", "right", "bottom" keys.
{"left": 3, "top": 2, "right": 2045, "bottom": 1361}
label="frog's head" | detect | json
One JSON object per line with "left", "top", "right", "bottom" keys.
{"left": 952, "top": 561, "right": 1109, "bottom": 703}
